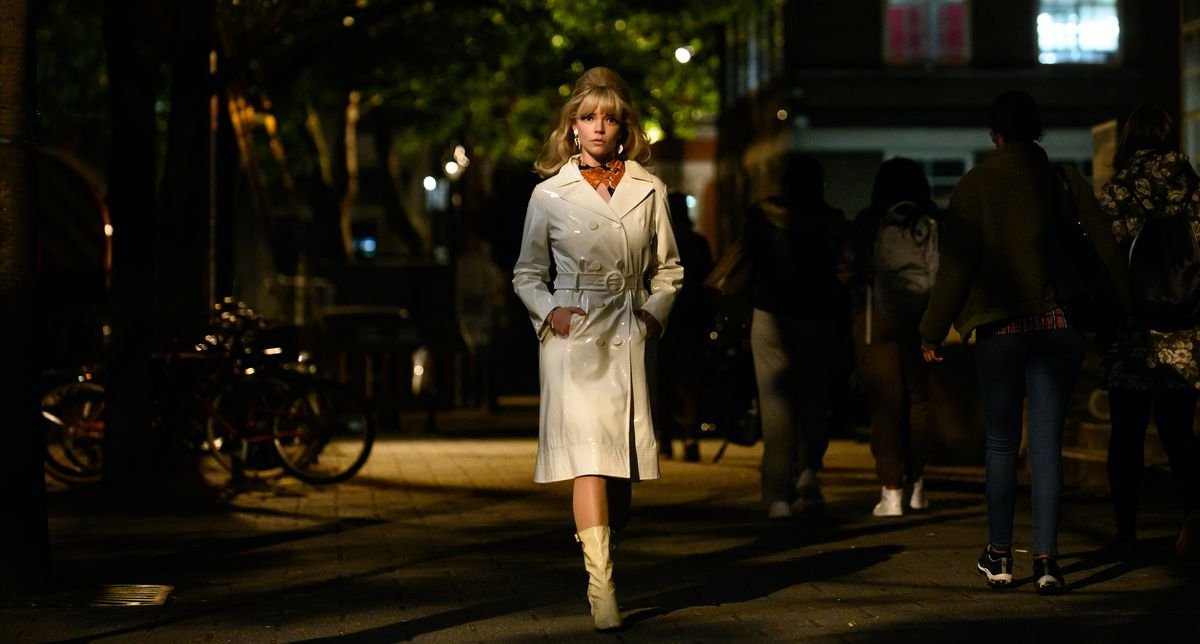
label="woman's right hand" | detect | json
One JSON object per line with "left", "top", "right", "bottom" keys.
{"left": 549, "top": 306, "right": 587, "bottom": 337}
{"left": 920, "top": 340, "right": 943, "bottom": 363}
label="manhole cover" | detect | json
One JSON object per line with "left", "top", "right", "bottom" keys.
{"left": 91, "top": 584, "right": 174, "bottom": 607}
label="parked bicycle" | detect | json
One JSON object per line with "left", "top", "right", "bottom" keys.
{"left": 41, "top": 300, "right": 376, "bottom": 486}
{"left": 41, "top": 366, "right": 106, "bottom": 485}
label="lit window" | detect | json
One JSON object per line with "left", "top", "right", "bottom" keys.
{"left": 1037, "top": 0, "right": 1119, "bottom": 64}
{"left": 886, "top": 0, "right": 968, "bottom": 65}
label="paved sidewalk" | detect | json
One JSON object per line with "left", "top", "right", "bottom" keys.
{"left": 5, "top": 435, "right": 1200, "bottom": 643}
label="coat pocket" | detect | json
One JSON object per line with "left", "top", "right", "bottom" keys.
{"left": 566, "top": 309, "right": 586, "bottom": 337}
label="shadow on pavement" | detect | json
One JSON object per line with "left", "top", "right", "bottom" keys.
{"left": 624, "top": 544, "right": 904, "bottom": 626}
{"left": 43, "top": 517, "right": 386, "bottom": 595}
{"left": 834, "top": 609, "right": 1200, "bottom": 643}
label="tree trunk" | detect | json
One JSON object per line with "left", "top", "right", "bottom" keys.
{"left": 304, "top": 100, "right": 351, "bottom": 270}
{"left": 157, "top": 0, "right": 216, "bottom": 346}
{"left": 0, "top": 0, "right": 50, "bottom": 597}
{"left": 368, "top": 109, "right": 425, "bottom": 256}
{"left": 102, "top": 0, "right": 160, "bottom": 490}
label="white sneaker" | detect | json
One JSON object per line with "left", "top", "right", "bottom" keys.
{"left": 909, "top": 478, "right": 928, "bottom": 510}
{"left": 767, "top": 501, "right": 793, "bottom": 519}
{"left": 872, "top": 488, "right": 904, "bottom": 517}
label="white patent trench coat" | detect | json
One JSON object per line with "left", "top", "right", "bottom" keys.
{"left": 513, "top": 158, "right": 683, "bottom": 483}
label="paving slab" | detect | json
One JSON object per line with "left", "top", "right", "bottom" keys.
{"left": 4, "top": 435, "right": 1199, "bottom": 643}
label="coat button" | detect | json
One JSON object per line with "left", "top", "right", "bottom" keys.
{"left": 596, "top": 339, "right": 606, "bottom": 347}
{"left": 612, "top": 339, "right": 624, "bottom": 347}
{"left": 616, "top": 259, "right": 625, "bottom": 270}
{"left": 588, "top": 221, "right": 599, "bottom": 230}
{"left": 589, "top": 260, "right": 603, "bottom": 271}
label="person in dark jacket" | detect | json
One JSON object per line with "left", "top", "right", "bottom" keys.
{"left": 919, "top": 91, "right": 1129, "bottom": 594}
{"left": 1099, "top": 105, "right": 1200, "bottom": 559}
{"left": 745, "top": 153, "right": 850, "bottom": 519}
{"left": 657, "top": 192, "right": 714, "bottom": 462}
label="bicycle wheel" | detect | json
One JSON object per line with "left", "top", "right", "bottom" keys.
{"left": 204, "top": 381, "right": 287, "bottom": 476}
{"left": 273, "top": 379, "right": 375, "bottom": 484}
{"left": 203, "top": 391, "right": 238, "bottom": 473}
{"left": 42, "top": 381, "right": 106, "bottom": 484}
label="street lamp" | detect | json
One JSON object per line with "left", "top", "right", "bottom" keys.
{"left": 674, "top": 46, "right": 693, "bottom": 64}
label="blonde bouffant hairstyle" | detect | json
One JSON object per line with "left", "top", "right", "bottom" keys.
{"left": 534, "top": 67, "right": 653, "bottom": 178}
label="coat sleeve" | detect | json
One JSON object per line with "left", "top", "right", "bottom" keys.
{"left": 1098, "top": 175, "right": 1133, "bottom": 245}
{"left": 512, "top": 190, "right": 558, "bottom": 340}
{"left": 639, "top": 183, "right": 684, "bottom": 330}
{"left": 919, "top": 176, "right": 981, "bottom": 345}
{"left": 1067, "top": 167, "right": 1131, "bottom": 313}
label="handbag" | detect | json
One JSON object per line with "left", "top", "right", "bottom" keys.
{"left": 703, "top": 238, "right": 752, "bottom": 296}
{"left": 1048, "top": 166, "right": 1120, "bottom": 332}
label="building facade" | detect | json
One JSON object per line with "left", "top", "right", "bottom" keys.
{"left": 716, "top": 0, "right": 1180, "bottom": 244}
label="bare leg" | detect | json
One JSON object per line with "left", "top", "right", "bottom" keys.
{"left": 573, "top": 475, "right": 609, "bottom": 531}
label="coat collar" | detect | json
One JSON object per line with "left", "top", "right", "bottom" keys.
{"left": 546, "top": 156, "right": 655, "bottom": 222}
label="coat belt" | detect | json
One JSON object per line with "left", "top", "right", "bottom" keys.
{"left": 554, "top": 271, "right": 639, "bottom": 293}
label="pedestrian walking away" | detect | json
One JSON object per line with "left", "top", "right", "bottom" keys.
{"left": 742, "top": 153, "right": 850, "bottom": 519}
{"left": 850, "top": 157, "right": 940, "bottom": 518}
{"left": 512, "top": 66, "right": 683, "bottom": 631}
{"left": 1098, "top": 104, "right": 1200, "bottom": 560}
{"left": 656, "top": 191, "right": 714, "bottom": 462}
{"left": 919, "top": 90, "right": 1130, "bottom": 595}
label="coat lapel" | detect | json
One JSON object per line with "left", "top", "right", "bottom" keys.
{"left": 553, "top": 160, "right": 621, "bottom": 222}
{"left": 609, "top": 161, "right": 655, "bottom": 220}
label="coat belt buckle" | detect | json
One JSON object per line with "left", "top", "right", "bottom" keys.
{"left": 604, "top": 271, "right": 626, "bottom": 293}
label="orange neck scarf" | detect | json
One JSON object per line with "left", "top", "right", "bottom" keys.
{"left": 579, "top": 158, "right": 625, "bottom": 196}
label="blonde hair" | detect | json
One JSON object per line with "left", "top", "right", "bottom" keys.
{"left": 534, "top": 67, "right": 652, "bottom": 178}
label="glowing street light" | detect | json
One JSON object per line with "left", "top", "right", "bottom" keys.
{"left": 423, "top": 176, "right": 437, "bottom": 191}
{"left": 674, "top": 46, "right": 693, "bottom": 64}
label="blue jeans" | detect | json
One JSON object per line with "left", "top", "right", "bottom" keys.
{"left": 974, "top": 328, "right": 1086, "bottom": 557}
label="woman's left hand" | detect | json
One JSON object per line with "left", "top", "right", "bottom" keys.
{"left": 635, "top": 310, "right": 662, "bottom": 338}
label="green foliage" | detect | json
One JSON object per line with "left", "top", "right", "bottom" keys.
{"left": 34, "top": 0, "right": 762, "bottom": 178}
{"left": 35, "top": 0, "right": 110, "bottom": 165}
{"left": 229, "top": 0, "right": 761, "bottom": 166}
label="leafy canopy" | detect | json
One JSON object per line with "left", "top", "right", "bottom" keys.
{"left": 228, "top": 0, "right": 762, "bottom": 164}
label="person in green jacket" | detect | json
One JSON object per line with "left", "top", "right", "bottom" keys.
{"left": 918, "top": 90, "right": 1128, "bottom": 595}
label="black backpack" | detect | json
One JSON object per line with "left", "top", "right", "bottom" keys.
{"left": 1128, "top": 211, "right": 1200, "bottom": 331}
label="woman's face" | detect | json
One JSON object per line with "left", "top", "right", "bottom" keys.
{"left": 574, "top": 107, "right": 622, "bottom": 164}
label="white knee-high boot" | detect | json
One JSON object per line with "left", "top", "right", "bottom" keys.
{"left": 576, "top": 525, "right": 622, "bottom": 630}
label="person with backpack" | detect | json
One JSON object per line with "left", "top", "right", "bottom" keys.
{"left": 919, "top": 91, "right": 1129, "bottom": 594}
{"left": 851, "top": 158, "right": 940, "bottom": 517}
{"left": 1099, "top": 105, "right": 1200, "bottom": 560}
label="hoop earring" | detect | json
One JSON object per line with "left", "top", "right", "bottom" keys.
{"left": 618, "top": 144, "right": 624, "bottom": 155}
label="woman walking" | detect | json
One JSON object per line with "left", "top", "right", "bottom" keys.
{"left": 919, "top": 91, "right": 1128, "bottom": 594}
{"left": 852, "top": 158, "right": 940, "bottom": 517}
{"left": 1099, "top": 105, "right": 1200, "bottom": 559}
{"left": 512, "top": 67, "right": 683, "bottom": 630}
